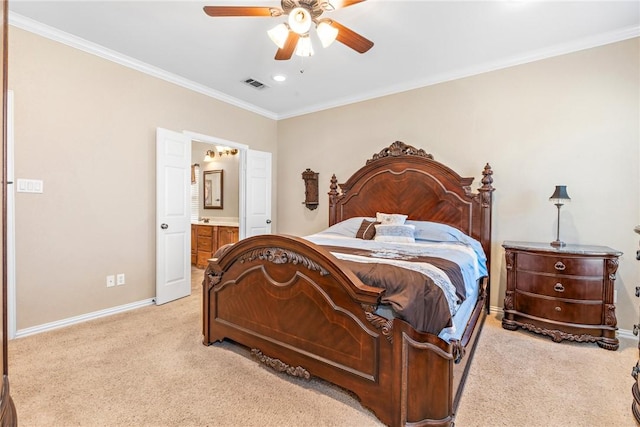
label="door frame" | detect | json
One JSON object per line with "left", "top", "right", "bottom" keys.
{"left": 7, "top": 90, "right": 14, "bottom": 339}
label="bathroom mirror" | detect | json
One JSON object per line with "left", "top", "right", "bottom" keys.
{"left": 204, "top": 170, "right": 223, "bottom": 209}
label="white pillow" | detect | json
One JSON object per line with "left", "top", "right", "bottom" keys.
{"left": 376, "top": 212, "right": 408, "bottom": 225}
{"left": 374, "top": 224, "right": 415, "bottom": 243}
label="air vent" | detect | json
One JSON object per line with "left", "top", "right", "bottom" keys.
{"left": 243, "top": 78, "right": 268, "bottom": 90}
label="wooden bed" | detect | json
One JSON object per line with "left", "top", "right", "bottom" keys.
{"left": 202, "top": 141, "right": 494, "bottom": 427}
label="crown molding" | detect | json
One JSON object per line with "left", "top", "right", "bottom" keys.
{"left": 277, "top": 25, "right": 640, "bottom": 119}
{"left": 9, "top": 12, "right": 279, "bottom": 121}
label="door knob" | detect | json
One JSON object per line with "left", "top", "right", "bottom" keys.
{"left": 266, "top": 219, "right": 272, "bottom": 224}
{"left": 161, "top": 223, "right": 168, "bottom": 229}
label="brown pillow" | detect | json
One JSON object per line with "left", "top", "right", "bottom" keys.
{"left": 356, "top": 219, "right": 379, "bottom": 240}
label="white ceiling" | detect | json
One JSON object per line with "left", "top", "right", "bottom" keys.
{"left": 8, "top": 1, "right": 640, "bottom": 119}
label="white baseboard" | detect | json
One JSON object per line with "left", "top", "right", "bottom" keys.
{"left": 14, "top": 298, "right": 155, "bottom": 339}
{"left": 618, "top": 328, "right": 636, "bottom": 341}
{"left": 489, "top": 305, "right": 503, "bottom": 317}
{"left": 488, "top": 305, "right": 634, "bottom": 341}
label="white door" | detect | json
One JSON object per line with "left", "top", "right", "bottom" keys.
{"left": 245, "top": 149, "right": 272, "bottom": 237}
{"left": 156, "top": 128, "right": 191, "bottom": 305}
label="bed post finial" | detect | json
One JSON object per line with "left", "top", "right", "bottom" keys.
{"left": 480, "top": 163, "right": 494, "bottom": 193}
{"left": 328, "top": 174, "right": 339, "bottom": 226}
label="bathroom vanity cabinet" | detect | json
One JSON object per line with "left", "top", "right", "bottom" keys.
{"left": 191, "top": 223, "right": 239, "bottom": 268}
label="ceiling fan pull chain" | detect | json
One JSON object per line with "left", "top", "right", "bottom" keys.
{"left": 299, "top": 55, "right": 306, "bottom": 74}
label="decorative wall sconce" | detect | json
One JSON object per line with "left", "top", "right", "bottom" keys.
{"left": 301, "top": 168, "right": 319, "bottom": 210}
{"left": 549, "top": 185, "right": 571, "bottom": 247}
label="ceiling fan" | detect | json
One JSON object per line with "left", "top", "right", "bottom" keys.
{"left": 203, "top": 0, "right": 374, "bottom": 60}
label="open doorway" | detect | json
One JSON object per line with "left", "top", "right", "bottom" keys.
{"left": 190, "top": 139, "right": 241, "bottom": 270}
{"left": 190, "top": 140, "right": 241, "bottom": 225}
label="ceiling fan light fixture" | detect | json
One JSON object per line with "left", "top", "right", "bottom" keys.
{"left": 295, "top": 35, "right": 314, "bottom": 57}
{"left": 288, "top": 7, "right": 312, "bottom": 35}
{"left": 267, "top": 23, "right": 290, "bottom": 49}
{"left": 316, "top": 20, "right": 339, "bottom": 48}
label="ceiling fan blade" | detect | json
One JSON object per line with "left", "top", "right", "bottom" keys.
{"left": 203, "top": 6, "right": 280, "bottom": 17}
{"left": 330, "top": 20, "right": 373, "bottom": 54}
{"left": 275, "top": 31, "right": 300, "bottom": 60}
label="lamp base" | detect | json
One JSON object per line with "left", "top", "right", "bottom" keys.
{"left": 550, "top": 240, "right": 566, "bottom": 248}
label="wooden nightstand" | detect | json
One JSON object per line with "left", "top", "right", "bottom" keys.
{"left": 502, "top": 241, "right": 622, "bottom": 350}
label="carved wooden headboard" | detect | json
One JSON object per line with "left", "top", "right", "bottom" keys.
{"left": 328, "top": 141, "right": 494, "bottom": 270}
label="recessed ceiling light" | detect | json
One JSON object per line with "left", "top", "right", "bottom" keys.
{"left": 272, "top": 74, "right": 286, "bottom": 82}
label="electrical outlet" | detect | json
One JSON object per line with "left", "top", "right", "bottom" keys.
{"left": 116, "top": 273, "right": 125, "bottom": 286}
{"left": 106, "top": 275, "right": 115, "bottom": 287}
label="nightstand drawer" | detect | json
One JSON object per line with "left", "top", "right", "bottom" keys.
{"left": 515, "top": 292, "right": 603, "bottom": 325}
{"left": 517, "top": 253, "right": 603, "bottom": 276}
{"left": 516, "top": 271, "right": 603, "bottom": 300}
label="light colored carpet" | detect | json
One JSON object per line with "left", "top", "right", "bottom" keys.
{"left": 8, "top": 268, "right": 636, "bottom": 426}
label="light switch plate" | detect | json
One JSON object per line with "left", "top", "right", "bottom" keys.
{"left": 16, "top": 179, "right": 43, "bottom": 193}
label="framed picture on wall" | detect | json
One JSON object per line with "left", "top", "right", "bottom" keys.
{"left": 204, "top": 170, "right": 223, "bottom": 209}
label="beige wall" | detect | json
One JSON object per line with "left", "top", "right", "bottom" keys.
{"left": 9, "top": 27, "right": 278, "bottom": 329}
{"left": 277, "top": 38, "right": 640, "bottom": 332}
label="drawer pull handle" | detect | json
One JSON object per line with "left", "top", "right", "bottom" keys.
{"left": 554, "top": 306, "right": 562, "bottom": 312}
{"left": 554, "top": 283, "right": 565, "bottom": 292}
{"left": 554, "top": 261, "right": 566, "bottom": 271}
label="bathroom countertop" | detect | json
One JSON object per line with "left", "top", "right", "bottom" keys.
{"left": 191, "top": 221, "right": 240, "bottom": 227}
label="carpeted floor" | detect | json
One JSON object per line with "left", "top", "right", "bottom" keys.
{"left": 7, "top": 268, "right": 636, "bottom": 426}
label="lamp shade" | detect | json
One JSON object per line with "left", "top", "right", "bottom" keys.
{"left": 295, "top": 35, "right": 314, "bottom": 57}
{"left": 204, "top": 150, "right": 215, "bottom": 162}
{"left": 267, "top": 23, "right": 289, "bottom": 49}
{"left": 316, "top": 21, "right": 338, "bottom": 48}
{"left": 549, "top": 185, "right": 570, "bottom": 203}
{"left": 288, "top": 7, "right": 312, "bottom": 35}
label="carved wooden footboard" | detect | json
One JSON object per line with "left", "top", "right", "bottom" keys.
{"left": 203, "top": 234, "right": 488, "bottom": 426}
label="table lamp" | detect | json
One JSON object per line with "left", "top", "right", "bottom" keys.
{"left": 549, "top": 185, "right": 570, "bottom": 247}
